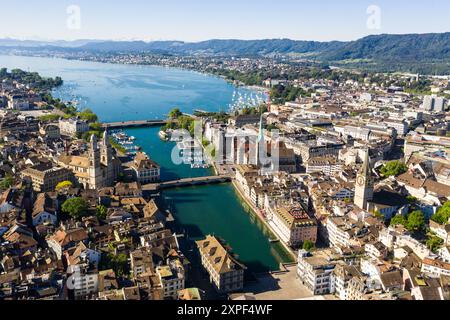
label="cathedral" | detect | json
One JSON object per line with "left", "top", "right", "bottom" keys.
{"left": 58, "top": 131, "right": 120, "bottom": 190}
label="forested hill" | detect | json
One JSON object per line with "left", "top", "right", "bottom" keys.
{"left": 316, "top": 33, "right": 450, "bottom": 74}
{"left": 75, "top": 33, "right": 450, "bottom": 62}
{"left": 319, "top": 33, "right": 450, "bottom": 61}
{"left": 74, "top": 39, "right": 345, "bottom": 56}
{"left": 1, "top": 32, "right": 450, "bottom": 73}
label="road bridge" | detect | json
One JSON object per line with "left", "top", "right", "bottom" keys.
{"left": 102, "top": 119, "right": 170, "bottom": 129}
{"left": 142, "top": 175, "right": 232, "bottom": 191}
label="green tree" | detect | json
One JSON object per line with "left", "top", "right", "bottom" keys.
{"left": 39, "top": 114, "right": 61, "bottom": 122}
{"left": 390, "top": 214, "right": 407, "bottom": 227}
{"left": 374, "top": 211, "right": 385, "bottom": 220}
{"left": 62, "top": 197, "right": 88, "bottom": 220}
{"left": 426, "top": 235, "right": 444, "bottom": 253}
{"left": 431, "top": 201, "right": 450, "bottom": 225}
{"left": 96, "top": 205, "right": 108, "bottom": 220}
{"left": 406, "top": 210, "right": 426, "bottom": 233}
{"left": 168, "top": 108, "right": 183, "bottom": 119}
{"left": 0, "top": 174, "right": 14, "bottom": 190}
{"left": 55, "top": 180, "right": 73, "bottom": 191}
{"left": 77, "top": 108, "right": 98, "bottom": 123}
{"left": 406, "top": 196, "right": 418, "bottom": 205}
{"left": 89, "top": 122, "right": 104, "bottom": 132}
{"left": 302, "top": 240, "right": 316, "bottom": 252}
{"left": 380, "top": 161, "right": 408, "bottom": 177}
{"left": 100, "top": 253, "right": 129, "bottom": 277}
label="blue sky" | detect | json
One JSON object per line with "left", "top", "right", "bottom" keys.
{"left": 0, "top": 0, "right": 449, "bottom": 42}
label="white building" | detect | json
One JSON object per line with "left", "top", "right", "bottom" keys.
{"left": 326, "top": 216, "right": 353, "bottom": 249}
{"left": 384, "top": 119, "right": 408, "bottom": 136}
{"left": 394, "top": 233, "right": 433, "bottom": 260}
{"left": 306, "top": 157, "right": 344, "bottom": 176}
{"left": 421, "top": 257, "right": 450, "bottom": 278}
{"left": 365, "top": 241, "right": 388, "bottom": 260}
{"left": 67, "top": 264, "right": 99, "bottom": 300}
{"left": 331, "top": 263, "right": 363, "bottom": 300}
{"left": 59, "top": 118, "right": 90, "bottom": 137}
{"left": 131, "top": 152, "right": 160, "bottom": 184}
{"left": 335, "top": 126, "right": 373, "bottom": 142}
{"left": 297, "top": 250, "right": 336, "bottom": 295}
{"left": 156, "top": 262, "right": 185, "bottom": 300}
{"left": 423, "top": 95, "right": 446, "bottom": 112}
{"left": 438, "top": 246, "right": 450, "bottom": 263}
{"left": 7, "top": 96, "right": 30, "bottom": 110}
{"left": 430, "top": 221, "right": 450, "bottom": 245}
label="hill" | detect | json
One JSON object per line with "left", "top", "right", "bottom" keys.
{"left": 2, "top": 33, "right": 450, "bottom": 73}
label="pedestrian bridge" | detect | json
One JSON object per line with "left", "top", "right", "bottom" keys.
{"left": 142, "top": 175, "right": 232, "bottom": 191}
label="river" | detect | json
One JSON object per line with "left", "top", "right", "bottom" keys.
{"left": 0, "top": 55, "right": 292, "bottom": 273}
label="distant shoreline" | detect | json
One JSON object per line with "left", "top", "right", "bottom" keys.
{"left": 0, "top": 52, "right": 265, "bottom": 91}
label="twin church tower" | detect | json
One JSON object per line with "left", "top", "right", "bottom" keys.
{"left": 88, "top": 132, "right": 118, "bottom": 190}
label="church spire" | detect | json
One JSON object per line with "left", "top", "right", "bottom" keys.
{"left": 102, "top": 130, "right": 110, "bottom": 146}
{"left": 256, "top": 114, "right": 265, "bottom": 167}
{"left": 354, "top": 148, "right": 374, "bottom": 210}
{"left": 90, "top": 134, "right": 98, "bottom": 150}
{"left": 360, "top": 148, "right": 372, "bottom": 178}
{"left": 257, "top": 114, "right": 264, "bottom": 143}
{"left": 101, "top": 130, "right": 112, "bottom": 165}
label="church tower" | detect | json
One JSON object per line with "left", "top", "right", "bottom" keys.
{"left": 101, "top": 131, "right": 112, "bottom": 166}
{"left": 101, "top": 131, "right": 114, "bottom": 185}
{"left": 354, "top": 149, "right": 374, "bottom": 211}
{"left": 88, "top": 134, "right": 102, "bottom": 190}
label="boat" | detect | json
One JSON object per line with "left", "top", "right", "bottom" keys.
{"left": 159, "top": 130, "right": 169, "bottom": 140}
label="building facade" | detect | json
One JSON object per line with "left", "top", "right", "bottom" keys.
{"left": 196, "top": 235, "right": 246, "bottom": 294}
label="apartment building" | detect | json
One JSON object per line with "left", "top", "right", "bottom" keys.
{"left": 268, "top": 206, "right": 317, "bottom": 248}
{"left": 156, "top": 261, "right": 185, "bottom": 300}
{"left": 297, "top": 250, "right": 336, "bottom": 295}
{"left": 306, "top": 157, "right": 344, "bottom": 176}
{"left": 67, "top": 264, "right": 99, "bottom": 300}
{"left": 21, "top": 162, "right": 73, "bottom": 192}
{"left": 422, "top": 258, "right": 450, "bottom": 278}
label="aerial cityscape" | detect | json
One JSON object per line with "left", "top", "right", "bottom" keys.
{"left": 1, "top": 0, "right": 450, "bottom": 306}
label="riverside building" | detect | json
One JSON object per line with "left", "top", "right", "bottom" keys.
{"left": 196, "top": 235, "right": 246, "bottom": 294}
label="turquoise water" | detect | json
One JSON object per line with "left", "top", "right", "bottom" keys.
{"left": 124, "top": 127, "right": 211, "bottom": 181}
{"left": 0, "top": 55, "right": 264, "bottom": 122}
{"left": 126, "top": 127, "right": 290, "bottom": 272}
{"left": 0, "top": 55, "right": 287, "bottom": 272}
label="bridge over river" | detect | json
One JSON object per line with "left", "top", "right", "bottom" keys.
{"left": 102, "top": 119, "right": 170, "bottom": 129}
{"left": 142, "top": 175, "right": 232, "bottom": 191}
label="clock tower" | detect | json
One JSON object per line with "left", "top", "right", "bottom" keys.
{"left": 354, "top": 149, "right": 374, "bottom": 211}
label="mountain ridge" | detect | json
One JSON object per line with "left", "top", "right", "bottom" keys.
{"left": 1, "top": 32, "right": 450, "bottom": 73}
